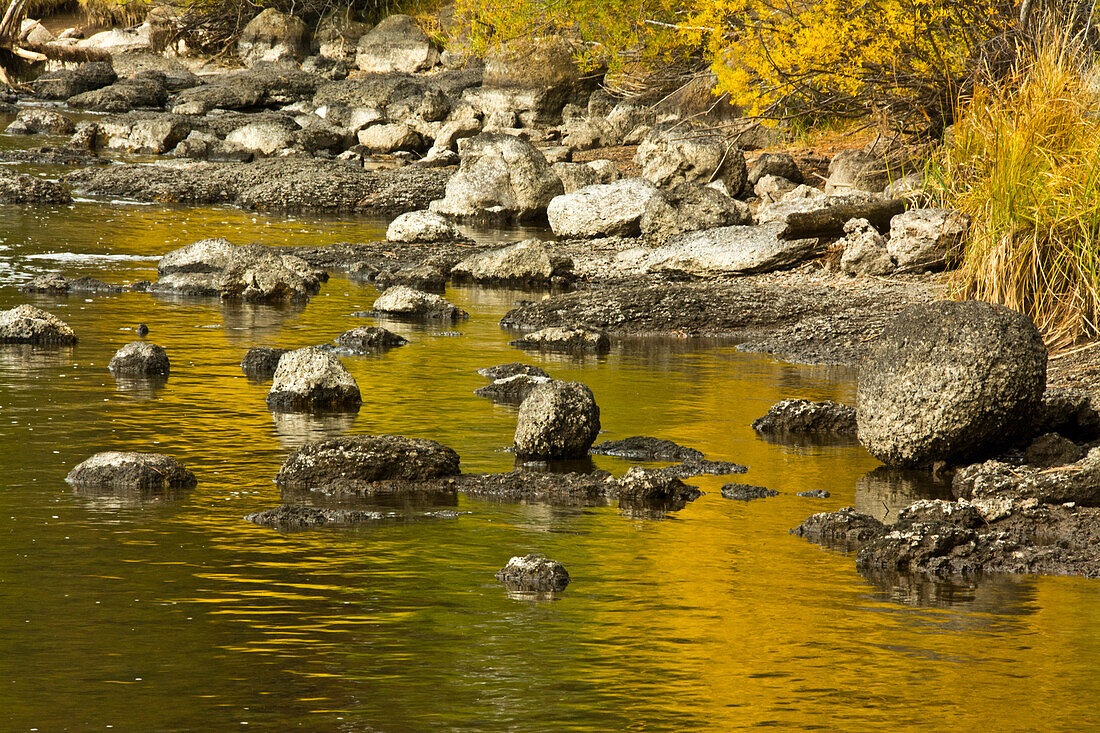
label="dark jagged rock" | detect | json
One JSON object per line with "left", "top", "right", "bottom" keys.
{"left": 333, "top": 326, "right": 407, "bottom": 352}
{"left": 20, "top": 274, "right": 127, "bottom": 293}
{"left": 1035, "top": 388, "right": 1100, "bottom": 443}
{"left": 0, "top": 170, "right": 72, "bottom": 205}
{"left": 952, "top": 447, "right": 1100, "bottom": 507}
{"left": 241, "top": 346, "right": 289, "bottom": 379}
{"left": 245, "top": 504, "right": 462, "bottom": 530}
{"left": 478, "top": 363, "right": 549, "bottom": 380}
{"left": 616, "top": 466, "right": 702, "bottom": 512}
{"left": 275, "top": 435, "right": 461, "bottom": 494}
{"left": 1025, "top": 433, "right": 1087, "bottom": 468}
{"left": 751, "top": 399, "right": 857, "bottom": 435}
{"left": 797, "top": 489, "right": 831, "bottom": 499}
{"left": 722, "top": 483, "right": 778, "bottom": 501}
{"left": 474, "top": 374, "right": 551, "bottom": 404}
{"left": 373, "top": 263, "right": 449, "bottom": 293}
{"left": 654, "top": 459, "right": 747, "bottom": 478}
{"left": 790, "top": 507, "right": 887, "bottom": 550}
{"left": 589, "top": 436, "right": 704, "bottom": 462}
{"left": 857, "top": 300, "right": 1047, "bottom": 467}
{"left": 66, "top": 451, "right": 197, "bottom": 491}
{"left": 108, "top": 341, "right": 170, "bottom": 376}
{"left": 31, "top": 61, "right": 117, "bottom": 100}
{"left": 455, "top": 470, "right": 615, "bottom": 506}
{"left": 0, "top": 305, "right": 77, "bottom": 345}
{"left": 514, "top": 381, "right": 600, "bottom": 460}
{"left": 495, "top": 554, "right": 571, "bottom": 593}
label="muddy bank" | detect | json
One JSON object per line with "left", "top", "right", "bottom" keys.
{"left": 64, "top": 158, "right": 450, "bottom": 213}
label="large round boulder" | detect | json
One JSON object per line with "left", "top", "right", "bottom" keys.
{"left": 355, "top": 14, "right": 439, "bottom": 73}
{"left": 386, "top": 210, "right": 460, "bottom": 243}
{"left": 66, "top": 451, "right": 197, "bottom": 491}
{"left": 0, "top": 305, "right": 77, "bottom": 344}
{"left": 108, "top": 341, "right": 170, "bottom": 376}
{"left": 266, "top": 346, "right": 362, "bottom": 412}
{"left": 514, "top": 380, "right": 601, "bottom": 460}
{"left": 857, "top": 300, "right": 1047, "bottom": 467}
{"left": 275, "top": 434, "right": 460, "bottom": 491}
{"left": 546, "top": 178, "right": 660, "bottom": 238}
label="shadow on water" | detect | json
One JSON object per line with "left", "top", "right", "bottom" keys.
{"left": 854, "top": 466, "right": 955, "bottom": 524}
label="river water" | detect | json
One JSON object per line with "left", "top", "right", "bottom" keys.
{"left": 2, "top": 119, "right": 1100, "bottom": 731}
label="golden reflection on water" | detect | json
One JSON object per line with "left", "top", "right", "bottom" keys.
{"left": 0, "top": 202, "right": 1099, "bottom": 730}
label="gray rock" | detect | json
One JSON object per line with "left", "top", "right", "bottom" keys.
{"left": 790, "top": 506, "right": 886, "bottom": 550}
{"left": 275, "top": 434, "right": 460, "bottom": 491}
{"left": 478, "top": 363, "right": 549, "bottom": 380}
{"left": 154, "top": 238, "right": 324, "bottom": 302}
{"left": 888, "top": 208, "right": 969, "bottom": 272}
{"left": 172, "top": 67, "right": 324, "bottom": 115}
{"left": 589, "top": 436, "right": 704, "bottom": 462}
{"left": 826, "top": 149, "right": 893, "bottom": 195}
{"left": 386, "top": 210, "right": 458, "bottom": 243}
{"left": 547, "top": 178, "right": 660, "bottom": 238}
{"left": 67, "top": 71, "right": 169, "bottom": 112}
{"left": 0, "top": 305, "right": 77, "bottom": 344}
{"left": 356, "top": 14, "right": 439, "bottom": 73}
{"left": 100, "top": 114, "right": 191, "bottom": 154}
{"left": 747, "top": 152, "right": 802, "bottom": 186}
{"left": 372, "top": 262, "right": 449, "bottom": 292}
{"left": 721, "top": 483, "right": 778, "bottom": 501}
{"left": 69, "top": 121, "right": 99, "bottom": 151}
{"left": 857, "top": 300, "right": 1048, "bottom": 467}
{"left": 77, "top": 28, "right": 151, "bottom": 54}
{"left": 616, "top": 466, "right": 702, "bottom": 510}
{"left": 334, "top": 326, "right": 407, "bottom": 351}
{"left": 108, "top": 341, "right": 170, "bottom": 376}
{"left": 31, "top": 62, "right": 117, "bottom": 100}
{"left": 171, "top": 130, "right": 252, "bottom": 162}
{"left": 474, "top": 374, "right": 552, "bottom": 403}
{"left": 241, "top": 346, "right": 289, "bottom": 379}
{"left": 6, "top": 108, "right": 75, "bottom": 135}
{"left": 510, "top": 327, "right": 609, "bottom": 353}
{"left": 1036, "top": 388, "right": 1100, "bottom": 442}
{"left": 357, "top": 123, "right": 423, "bottom": 153}
{"left": 431, "top": 117, "right": 481, "bottom": 152}
{"left": 753, "top": 174, "right": 798, "bottom": 202}
{"left": 373, "top": 285, "right": 468, "bottom": 320}
{"left": 313, "top": 12, "right": 371, "bottom": 61}
{"left": 225, "top": 120, "right": 297, "bottom": 155}
{"left": 840, "top": 218, "right": 895, "bottom": 276}
{"left": 752, "top": 399, "right": 857, "bottom": 434}
{"left": 797, "top": 489, "right": 831, "bottom": 498}
{"left": 640, "top": 183, "right": 751, "bottom": 244}
{"left": 561, "top": 116, "right": 617, "bottom": 150}
{"left": 66, "top": 451, "right": 196, "bottom": 491}
{"left": 634, "top": 123, "right": 748, "bottom": 195}
{"left": 645, "top": 224, "right": 817, "bottom": 276}
{"left": 266, "top": 346, "right": 362, "bottom": 411}
{"left": 474, "top": 35, "right": 592, "bottom": 127}
{"left": 514, "top": 380, "right": 601, "bottom": 459}
{"left": 238, "top": 8, "right": 308, "bottom": 67}
{"left": 953, "top": 447, "right": 1100, "bottom": 507}
{"left": 1025, "top": 433, "right": 1087, "bottom": 468}
{"left": 495, "top": 554, "right": 570, "bottom": 593}
{"left": 451, "top": 239, "right": 553, "bottom": 284}
{"left": 430, "top": 133, "right": 563, "bottom": 220}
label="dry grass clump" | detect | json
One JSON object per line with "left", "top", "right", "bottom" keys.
{"left": 934, "top": 30, "right": 1100, "bottom": 349}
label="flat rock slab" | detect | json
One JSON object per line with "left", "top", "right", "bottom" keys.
{"left": 589, "top": 436, "right": 704, "bottom": 462}
{"left": 244, "top": 504, "right": 463, "bottom": 530}
{"left": 721, "top": 483, "right": 778, "bottom": 501}
{"left": 752, "top": 399, "right": 857, "bottom": 435}
{"left": 645, "top": 224, "right": 817, "bottom": 276}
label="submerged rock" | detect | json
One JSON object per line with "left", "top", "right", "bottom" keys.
{"left": 751, "top": 399, "right": 857, "bottom": 435}
{"left": 589, "top": 436, "right": 704, "bottom": 462}
{"left": 20, "top": 274, "right": 126, "bottom": 294}
{"left": 108, "top": 341, "right": 170, "bottom": 376}
{"left": 0, "top": 305, "right": 77, "bottom": 345}
{"left": 857, "top": 300, "right": 1047, "bottom": 468}
{"left": 372, "top": 286, "right": 469, "bottom": 320}
{"left": 66, "top": 451, "right": 197, "bottom": 491}
{"left": 456, "top": 470, "right": 616, "bottom": 506}
{"left": 514, "top": 381, "right": 601, "bottom": 460}
{"left": 722, "top": 483, "right": 778, "bottom": 501}
{"left": 275, "top": 434, "right": 461, "bottom": 493}
{"left": 266, "top": 347, "right": 362, "bottom": 412}
{"left": 797, "top": 489, "right": 831, "bottom": 499}
{"left": 655, "top": 459, "right": 748, "bottom": 478}
{"left": 495, "top": 554, "right": 571, "bottom": 593}
{"left": 241, "top": 346, "right": 290, "bottom": 379}
{"left": 509, "top": 327, "right": 609, "bottom": 353}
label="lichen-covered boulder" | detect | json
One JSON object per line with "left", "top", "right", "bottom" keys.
{"left": 266, "top": 347, "right": 362, "bottom": 412}
{"left": 639, "top": 183, "right": 751, "bottom": 244}
{"left": 372, "top": 286, "right": 468, "bottom": 320}
{"left": 514, "top": 380, "right": 601, "bottom": 459}
{"left": 857, "top": 300, "right": 1047, "bottom": 467}
{"left": 451, "top": 239, "right": 553, "bottom": 284}
{"left": 633, "top": 123, "right": 748, "bottom": 195}
{"left": 66, "top": 451, "right": 196, "bottom": 491}
{"left": 429, "top": 133, "right": 563, "bottom": 220}
{"left": 386, "top": 210, "right": 460, "bottom": 242}
{"left": 334, "top": 326, "right": 407, "bottom": 351}
{"left": 275, "top": 434, "right": 460, "bottom": 491}
{"left": 546, "top": 178, "right": 661, "bottom": 238}
{"left": 355, "top": 14, "right": 438, "bottom": 73}
{"left": 0, "top": 305, "right": 77, "bottom": 344}
{"left": 108, "top": 341, "right": 170, "bottom": 376}
{"left": 495, "top": 554, "right": 571, "bottom": 593}
{"left": 887, "top": 208, "right": 969, "bottom": 272}
{"left": 722, "top": 483, "right": 778, "bottom": 501}
{"left": 238, "top": 8, "right": 307, "bottom": 67}
{"left": 5, "top": 108, "right": 75, "bottom": 135}
{"left": 154, "top": 238, "right": 324, "bottom": 302}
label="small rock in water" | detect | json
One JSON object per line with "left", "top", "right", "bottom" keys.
{"left": 657, "top": 459, "right": 748, "bottom": 478}
{"left": 108, "top": 341, "right": 169, "bottom": 376}
{"left": 509, "top": 326, "right": 610, "bottom": 354}
{"left": 495, "top": 554, "right": 571, "bottom": 593}
{"left": 474, "top": 374, "right": 551, "bottom": 404}
{"left": 0, "top": 304, "right": 77, "bottom": 345}
{"left": 241, "top": 346, "right": 290, "bottom": 380}
{"left": 589, "top": 436, "right": 704, "bottom": 462}
{"left": 137, "top": 323, "right": 149, "bottom": 337}
{"left": 66, "top": 451, "right": 197, "bottom": 491}
{"left": 372, "top": 285, "right": 469, "bottom": 320}
{"left": 797, "top": 489, "right": 831, "bottom": 499}
{"left": 752, "top": 399, "right": 857, "bottom": 435}
{"left": 266, "top": 346, "right": 362, "bottom": 412}
{"left": 333, "top": 326, "right": 407, "bottom": 351}
{"left": 477, "top": 363, "right": 549, "bottom": 380}
{"left": 721, "top": 483, "right": 778, "bottom": 501}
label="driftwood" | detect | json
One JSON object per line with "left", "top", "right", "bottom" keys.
{"left": 0, "top": 0, "right": 109, "bottom": 88}
{"left": 779, "top": 198, "right": 908, "bottom": 240}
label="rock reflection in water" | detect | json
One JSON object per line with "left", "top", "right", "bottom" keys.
{"left": 854, "top": 466, "right": 954, "bottom": 524}
{"left": 113, "top": 373, "right": 168, "bottom": 400}
{"left": 279, "top": 483, "right": 459, "bottom": 511}
{"left": 513, "top": 455, "right": 597, "bottom": 474}
{"left": 221, "top": 299, "right": 307, "bottom": 335}
{"left": 859, "top": 567, "right": 1038, "bottom": 622}
{"left": 71, "top": 481, "right": 191, "bottom": 507}
{"left": 271, "top": 410, "right": 357, "bottom": 449}
{"left": 0, "top": 343, "right": 75, "bottom": 371}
